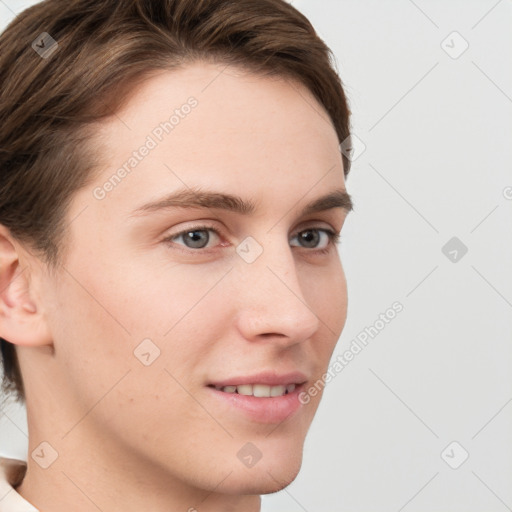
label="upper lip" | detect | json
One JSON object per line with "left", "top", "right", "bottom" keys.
{"left": 208, "top": 371, "right": 308, "bottom": 388}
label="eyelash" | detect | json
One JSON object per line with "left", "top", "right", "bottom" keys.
{"left": 162, "top": 223, "right": 341, "bottom": 255}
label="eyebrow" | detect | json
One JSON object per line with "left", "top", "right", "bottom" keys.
{"left": 130, "top": 187, "right": 353, "bottom": 218}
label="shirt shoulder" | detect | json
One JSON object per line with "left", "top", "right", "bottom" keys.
{"left": 0, "top": 456, "right": 39, "bottom": 511}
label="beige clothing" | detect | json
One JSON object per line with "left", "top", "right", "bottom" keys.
{"left": 0, "top": 457, "right": 38, "bottom": 511}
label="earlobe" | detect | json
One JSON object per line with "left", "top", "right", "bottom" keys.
{"left": 0, "top": 225, "right": 53, "bottom": 347}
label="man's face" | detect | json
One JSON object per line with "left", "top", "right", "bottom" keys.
{"left": 35, "top": 62, "right": 350, "bottom": 494}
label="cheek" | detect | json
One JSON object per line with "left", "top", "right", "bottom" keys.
{"left": 303, "top": 257, "right": 348, "bottom": 339}
{"left": 300, "top": 258, "right": 347, "bottom": 407}
{"left": 46, "top": 267, "right": 220, "bottom": 437}
{"left": 46, "top": 275, "right": 133, "bottom": 392}
{"left": 331, "top": 261, "right": 348, "bottom": 334}
{"left": 49, "top": 260, "right": 230, "bottom": 386}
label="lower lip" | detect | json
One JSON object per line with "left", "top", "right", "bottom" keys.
{"left": 207, "top": 385, "right": 304, "bottom": 424}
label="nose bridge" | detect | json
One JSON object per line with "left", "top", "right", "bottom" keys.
{"left": 233, "top": 233, "right": 320, "bottom": 342}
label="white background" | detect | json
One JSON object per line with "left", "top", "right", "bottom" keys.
{"left": 1, "top": 1, "right": 511, "bottom": 511}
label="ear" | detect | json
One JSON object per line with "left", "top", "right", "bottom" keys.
{"left": 0, "top": 225, "right": 53, "bottom": 347}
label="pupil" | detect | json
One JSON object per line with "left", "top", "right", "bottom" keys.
{"left": 185, "top": 230, "right": 209, "bottom": 248}
{"left": 300, "top": 230, "right": 319, "bottom": 248}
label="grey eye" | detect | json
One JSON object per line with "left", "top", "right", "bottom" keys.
{"left": 290, "top": 229, "right": 331, "bottom": 250}
{"left": 299, "top": 230, "right": 320, "bottom": 248}
{"left": 179, "top": 229, "right": 211, "bottom": 249}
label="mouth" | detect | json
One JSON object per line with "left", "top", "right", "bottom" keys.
{"left": 206, "top": 372, "right": 308, "bottom": 423}
{"left": 207, "top": 383, "right": 298, "bottom": 397}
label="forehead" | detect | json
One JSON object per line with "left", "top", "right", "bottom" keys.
{"left": 83, "top": 61, "right": 345, "bottom": 216}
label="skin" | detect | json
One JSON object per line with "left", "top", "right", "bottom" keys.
{"left": 0, "top": 61, "right": 350, "bottom": 512}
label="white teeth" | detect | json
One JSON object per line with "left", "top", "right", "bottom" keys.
{"left": 237, "top": 384, "right": 253, "bottom": 396}
{"left": 270, "top": 385, "right": 286, "bottom": 397}
{"left": 216, "top": 384, "right": 296, "bottom": 397}
{"left": 253, "top": 384, "right": 271, "bottom": 397}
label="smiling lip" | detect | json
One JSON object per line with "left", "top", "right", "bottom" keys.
{"left": 206, "top": 371, "right": 308, "bottom": 424}
{"left": 208, "top": 371, "right": 308, "bottom": 388}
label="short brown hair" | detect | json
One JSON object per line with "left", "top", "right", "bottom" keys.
{"left": 0, "top": 0, "right": 352, "bottom": 404}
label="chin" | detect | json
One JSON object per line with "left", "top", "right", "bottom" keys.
{"left": 217, "top": 450, "right": 304, "bottom": 495}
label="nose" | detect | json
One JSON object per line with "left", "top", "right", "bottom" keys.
{"left": 233, "top": 238, "right": 321, "bottom": 348}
